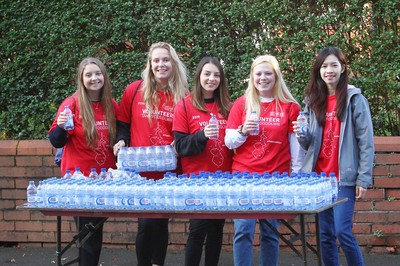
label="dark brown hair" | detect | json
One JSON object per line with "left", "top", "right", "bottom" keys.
{"left": 306, "top": 47, "right": 348, "bottom": 125}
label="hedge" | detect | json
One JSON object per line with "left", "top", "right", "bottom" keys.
{"left": 1, "top": 0, "right": 399, "bottom": 139}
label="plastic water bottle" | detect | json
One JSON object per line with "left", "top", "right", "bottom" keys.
{"left": 63, "top": 169, "right": 72, "bottom": 179}
{"left": 154, "top": 146, "right": 165, "bottom": 171}
{"left": 136, "top": 147, "right": 148, "bottom": 172}
{"left": 64, "top": 105, "right": 74, "bottom": 130}
{"left": 164, "top": 145, "right": 177, "bottom": 171}
{"left": 330, "top": 172, "right": 338, "bottom": 202}
{"left": 117, "top": 147, "right": 128, "bottom": 169}
{"left": 145, "top": 146, "right": 156, "bottom": 171}
{"left": 88, "top": 168, "right": 99, "bottom": 180}
{"left": 72, "top": 167, "right": 84, "bottom": 179}
{"left": 208, "top": 113, "right": 219, "bottom": 140}
{"left": 98, "top": 168, "right": 108, "bottom": 180}
{"left": 297, "top": 111, "right": 308, "bottom": 137}
{"left": 249, "top": 110, "right": 259, "bottom": 135}
{"left": 27, "top": 181, "right": 37, "bottom": 204}
{"left": 126, "top": 147, "right": 137, "bottom": 169}
{"left": 36, "top": 181, "right": 44, "bottom": 205}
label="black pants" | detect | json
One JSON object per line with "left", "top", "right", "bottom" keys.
{"left": 136, "top": 218, "right": 169, "bottom": 266}
{"left": 74, "top": 216, "right": 105, "bottom": 266}
{"left": 185, "top": 219, "right": 225, "bottom": 266}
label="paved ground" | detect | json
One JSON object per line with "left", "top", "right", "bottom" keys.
{"left": 0, "top": 245, "right": 399, "bottom": 266}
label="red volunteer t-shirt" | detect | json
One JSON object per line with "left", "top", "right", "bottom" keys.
{"left": 315, "top": 95, "right": 340, "bottom": 177}
{"left": 173, "top": 96, "right": 233, "bottom": 174}
{"left": 118, "top": 80, "right": 178, "bottom": 180}
{"left": 49, "top": 96, "right": 119, "bottom": 176}
{"left": 226, "top": 96, "right": 300, "bottom": 174}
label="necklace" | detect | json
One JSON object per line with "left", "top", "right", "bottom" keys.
{"left": 93, "top": 102, "right": 101, "bottom": 110}
{"left": 204, "top": 98, "right": 218, "bottom": 115}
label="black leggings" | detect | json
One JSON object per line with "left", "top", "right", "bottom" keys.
{"left": 136, "top": 218, "right": 169, "bottom": 266}
{"left": 74, "top": 216, "right": 106, "bottom": 266}
{"left": 185, "top": 219, "right": 225, "bottom": 266}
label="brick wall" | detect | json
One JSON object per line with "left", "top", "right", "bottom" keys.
{"left": 1, "top": 138, "right": 399, "bottom": 254}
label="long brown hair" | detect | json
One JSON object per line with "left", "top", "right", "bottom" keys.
{"left": 191, "top": 56, "right": 231, "bottom": 118}
{"left": 306, "top": 47, "right": 348, "bottom": 125}
{"left": 76, "top": 57, "right": 116, "bottom": 149}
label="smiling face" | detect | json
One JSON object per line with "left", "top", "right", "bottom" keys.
{"left": 151, "top": 47, "right": 173, "bottom": 87}
{"left": 320, "top": 54, "right": 344, "bottom": 94}
{"left": 82, "top": 63, "right": 104, "bottom": 100}
{"left": 253, "top": 62, "right": 276, "bottom": 98}
{"left": 200, "top": 63, "right": 221, "bottom": 98}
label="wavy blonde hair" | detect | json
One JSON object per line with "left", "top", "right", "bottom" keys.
{"left": 76, "top": 57, "right": 116, "bottom": 149}
{"left": 141, "top": 42, "right": 188, "bottom": 120}
{"left": 244, "top": 54, "right": 298, "bottom": 117}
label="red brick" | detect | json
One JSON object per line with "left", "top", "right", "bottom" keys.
{"left": 391, "top": 165, "right": 400, "bottom": 176}
{"left": 374, "top": 177, "right": 400, "bottom": 188}
{"left": 1, "top": 167, "right": 28, "bottom": 178}
{"left": 354, "top": 201, "right": 374, "bottom": 211}
{"left": 0, "top": 221, "right": 15, "bottom": 231}
{"left": 354, "top": 211, "right": 389, "bottom": 223}
{"left": 0, "top": 199, "right": 16, "bottom": 209}
{"left": 2, "top": 189, "right": 26, "bottom": 200}
{"left": 372, "top": 165, "right": 390, "bottom": 176}
{"left": 4, "top": 210, "right": 31, "bottom": 220}
{"left": 16, "top": 156, "right": 42, "bottom": 167}
{"left": 27, "top": 231, "right": 56, "bottom": 242}
{"left": 374, "top": 153, "right": 400, "bottom": 165}
{"left": 365, "top": 188, "right": 385, "bottom": 199}
{"left": 0, "top": 178, "right": 15, "bottom": 188}
{"left": 169, "top": 232, "right": 187, "bottom": 244}
{"left": 353, "top": 223, "right": 372, "bottom": 234}
{"left": 0, "top": 140, "right": 19, "bottom": 155}
{"left": 374, "top": 137, "right": 400, "bottom": 152}
{"left": 0, "top": 156, "right": 15, "bottom": 166}
{"left": 103, "top": 221, "right": 129, "bottom": 232}
{"left": 386, "top": 188, "right": 400, "bottom": 199}
{"left": 372, "top": 223, "right": 400, "bottom": 234}
{"left": 357, "top": 234, "right": 387, "bottom": 246}
{"left": 16, "top": 221, "right": 43, "bottom": 231}
{"left": 0, "top": 231, "right": 28, "bottom": 242}
{"left": 17, "top": 140, "right": 53, "bottom": 156}
{"left": 375, "top": 200, "right": 400, "bottom": 211}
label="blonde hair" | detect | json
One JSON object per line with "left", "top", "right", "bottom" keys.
{"left": 76, "top": 57, "right": 116, "bottom": 149}
{"left": 244, "top": 55, "right": 298, "bottom": 117}
{"left": 141, "top": 42, "right": 188, "bottom": 119}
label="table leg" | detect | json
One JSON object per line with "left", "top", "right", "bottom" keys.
{"left": 56, "top": 216, "right": 61, "bottom": 266}
{"left": 300, "top": 214, "right": 307, "bottom": 266}
{"left": 315, "top": 213, "right": 322, "bottom": 266}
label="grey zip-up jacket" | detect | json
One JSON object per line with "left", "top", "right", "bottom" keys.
{"left": 297, "top": 87, "right": 374, "bottom": 188}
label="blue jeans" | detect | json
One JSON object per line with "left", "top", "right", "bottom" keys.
{"left": 233, "top": 219, "right": 280, "bottom": 266}
{"left": 319, "top": 186, "right": 365, "bottom": 266}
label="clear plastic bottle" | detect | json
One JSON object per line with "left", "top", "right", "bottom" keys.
{"left": 249, "top": 110, "right": 259, "bottom": 135}
{"left": 63, "top": 169, "right": 72, "bottom": 179}
{"left": 27, "top": 180, "right": 37, "bottom": 204}
{"left": 296, "top": 111, "right": 308, "bottom": 137}
{"left": 208, "top": 113, "right": 219, "bottom": 140}
{"left": 329, "top": 172, "right": 338, "bottom": 202}
{"left": 164, "top": 145, "right": 177, "bottom": 171}
{"left": 117, "top": 147, "right": 128, "bottom": 169}
{"left": 36, "top": 181, "right": 44, "bottom": 205}
{"left": 88, "top": 168, "right": 99, "bottom": 180}
{"left": 98, "top": 168, "right": 108, "bottom": 180}
{"left": 72, "top": 167, "right": 84, "bottom": 179}
{"left": 64, "top": 105, "right": 74, "bottom": 130}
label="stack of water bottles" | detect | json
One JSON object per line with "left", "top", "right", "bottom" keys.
{"left": 26, "top": 170, "right": 339, "bottom": 211}
{"left": 116, "top": 145, "right": 177, "bottom": 172}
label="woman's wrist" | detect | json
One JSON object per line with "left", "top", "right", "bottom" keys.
{"left": 238, "top": 125, "right": 249, "bottom": 137}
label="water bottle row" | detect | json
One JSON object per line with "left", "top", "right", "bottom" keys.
{"left": 26, "top": 171, "right": 339, "bottom": 211}
{"left": 117, "top": 145, "right": 177, "bottom": 172}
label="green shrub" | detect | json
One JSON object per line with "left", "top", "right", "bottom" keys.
{"left": 1, "top": 0, "right": 399, "bottom": 139}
